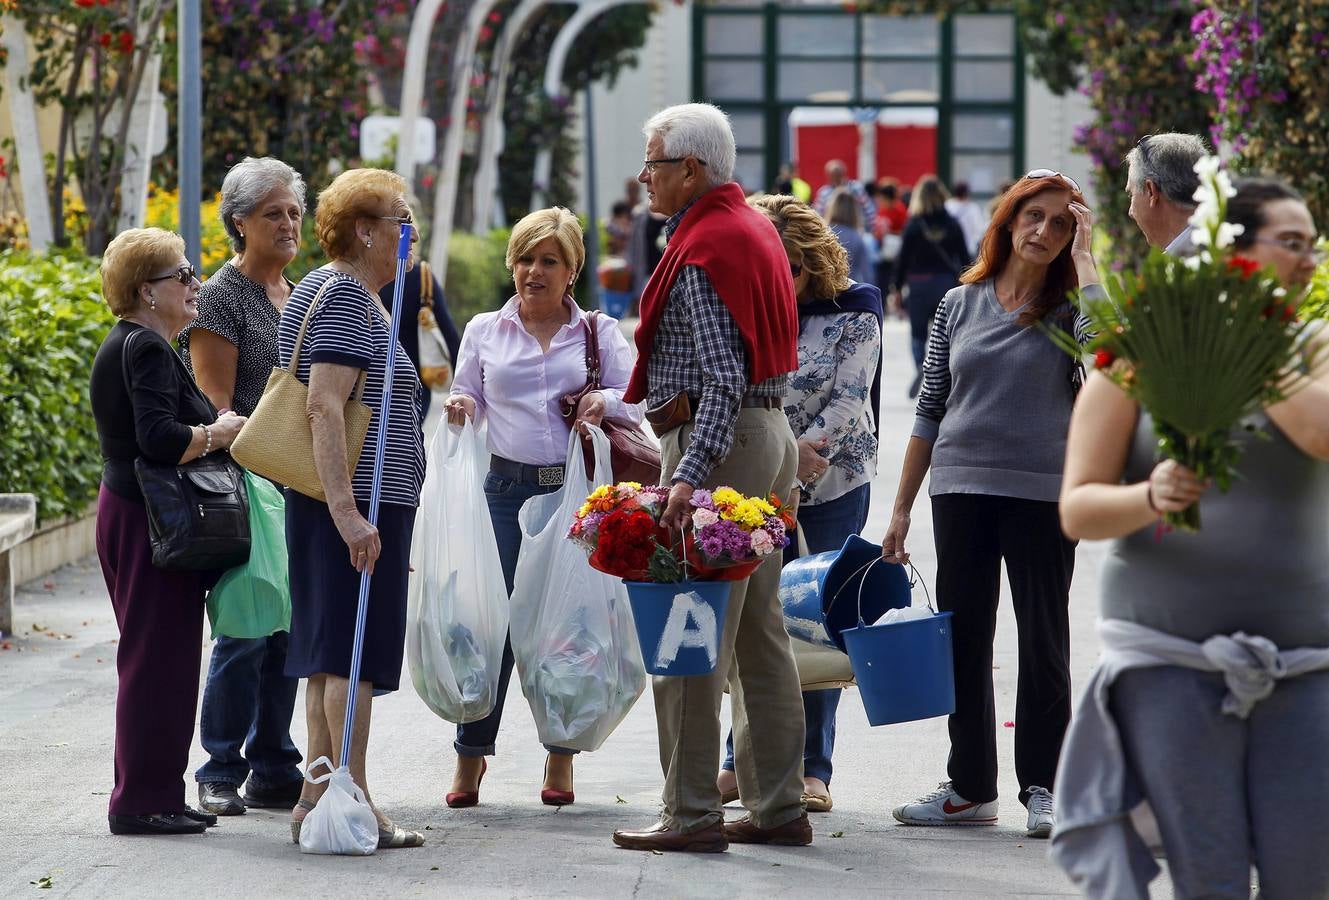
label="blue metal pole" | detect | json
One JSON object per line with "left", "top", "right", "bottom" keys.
{"left": 338, "top": 224, "right": 413, "bottom": 770}
{"left": 177, "top": 0, "right": 201, "bottom": 268}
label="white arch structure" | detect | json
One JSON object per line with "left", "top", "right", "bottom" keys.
{"left": 530, "top": 0, "right": 646, "bottom": 211}
{"left": 2, "top": 15, "right": 53, "bottom": 249}
{"left": 395, "top": 0, "right": 503, "bottom": 284}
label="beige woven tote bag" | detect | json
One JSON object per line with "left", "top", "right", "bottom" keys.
{"left": 230, "top": 277, "right": 372, "bottom": 501}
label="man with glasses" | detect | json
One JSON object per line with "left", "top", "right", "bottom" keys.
{"left": 1125, "top": 133, "right": 1209, "bottom": 255}
{"left": 612, "top": 102, "right": 811, "bottom": 854}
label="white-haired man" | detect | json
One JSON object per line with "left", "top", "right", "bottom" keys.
{"left": 1125, "top": 133, "right": 1209, "bottom": 255}
{"left": 612, "top": 103, "right": 811, "bottom": 853}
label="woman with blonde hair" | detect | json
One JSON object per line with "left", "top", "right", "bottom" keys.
{"left": 443, "top": 206, "right": 644, "bottom": 807}
{"left": 280, "top": 167, "right": 426, "bottom": 848}
{"left": 90, "top": 227, "right": 247, "bottom": 835}
{"left": 892, "top": 174, "right": 971, "bottom": 396}
{"left": 713, "top": 194, "right": 883, "bottom": 814}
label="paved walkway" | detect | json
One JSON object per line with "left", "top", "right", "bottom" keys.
{"left": 0, "top": 320, "right": 1171, "bottom": 898}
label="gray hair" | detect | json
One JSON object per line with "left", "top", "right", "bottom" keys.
{"left": 218, "top": 157, "right": 307, "bottom": 252}
{"left": 642, "top": 103, "right": 736, "bottom": 186}
{"left": 1126, "top": 133, "right": 1209, "bottom": 207}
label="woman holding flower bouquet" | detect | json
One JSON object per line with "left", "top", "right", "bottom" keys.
{"left": 1052, "top": 176, "right": 1329, "bottom": 898}
{"left": 443, "top": 207, "right": 644, "bottom": 807}
{"left": 881, "top": 171, "right": 1099, "bottom": 839}
{"left": 714, "top": 194, "right": 882, "bottom": 814}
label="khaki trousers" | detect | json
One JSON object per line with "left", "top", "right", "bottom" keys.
{"left": 655, "top": 407, "right": 805, "bottom": 831}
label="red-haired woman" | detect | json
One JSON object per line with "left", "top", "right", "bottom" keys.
{"left": 879, "top": 171, "right": 1100, "bottom": 839}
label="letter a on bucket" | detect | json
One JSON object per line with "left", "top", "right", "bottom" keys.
{"left": 655, "top": 591, "right": 719, "bottom": 669}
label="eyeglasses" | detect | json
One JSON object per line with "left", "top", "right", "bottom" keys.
{"left": 1134, "top": 134, "right": 1153, "bottom": 165}
{"left": 1025, "top": 169, "right": 1082, "bottom": 193}
{"left": 1254, "top": 236, "right": 1328, "bottom": 263}
{"left": 790, "top": 262, "right": 804, "bottom": 277}
{"left": 642, "top": 157, "right": 708, "bottom": 175}
{"left": 377, "top": 215, "right": 416, "bottom": 232}
{"left": 146, "top": 264, "right": 198, "bottom": 286}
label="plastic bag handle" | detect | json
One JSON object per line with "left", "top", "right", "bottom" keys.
{"left": 304, "top": 755, "right": 336, "bottom": 784}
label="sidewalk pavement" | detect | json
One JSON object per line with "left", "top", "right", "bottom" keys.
{"left": 0, "top": 319, "right": 1171, "bottom": 898}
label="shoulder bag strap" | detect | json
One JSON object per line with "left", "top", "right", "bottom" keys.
{"left": 288, "top": 272, "right": 369, "bottom": 402}
{"left": 583, "top": 309, "right": 603, "bottom": 390}
{"left": 419, "top": 261, "right": 433, "bottom": 304}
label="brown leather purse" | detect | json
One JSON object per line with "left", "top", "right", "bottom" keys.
{"left": 559, "top": 310, "right": 663, "bottom": 485}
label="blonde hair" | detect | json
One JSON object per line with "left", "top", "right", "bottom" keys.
{"left": 825, "top": 188, "right": 863, "bottom": 229}
{"left": 908, "top": 174, "right": 950, "bottom": 216}
{"left": 314, "top": 168, "right": 408, "bottom": 260}
{"left": 100, "top": 227, "right": 185, "bottom": 317}
{"left": 749, "top": 194, "right": 850, "bottom": 301}
{"left": 506, "top": 207, "right": 585, "bottom": 284}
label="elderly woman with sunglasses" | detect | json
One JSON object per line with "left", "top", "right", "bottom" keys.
{"left": 1052, "top": 177, "right": 1329, "bottom": 898}
{"left": 179, "top": 156, "right": 308, "bottom": 819}
{"left": 90, "top": 228, "right": 248, "bottom": 835}
{"left": 281, "top": 168, "right": 426, "bottom": 849}
{"left": 881, "top": 170, "right": 1099, "bottom": 840}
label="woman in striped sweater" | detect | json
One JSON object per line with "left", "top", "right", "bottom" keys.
{"left": 879, "top": 171, "right": 1100, "bottom": 839}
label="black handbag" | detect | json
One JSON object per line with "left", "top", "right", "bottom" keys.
{"left": 121, "top": 329, "right": 251, "bottom": 571}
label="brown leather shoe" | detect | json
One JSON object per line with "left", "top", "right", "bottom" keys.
{"left": 723, "top": 813, "right": 813, "bottom": 846}
{"left": 612, "top": 821, "right": 728, "bottom": 853}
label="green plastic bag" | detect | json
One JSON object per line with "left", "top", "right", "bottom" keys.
{"left": 207, "top": 471, "right": 291, "bottom": 639}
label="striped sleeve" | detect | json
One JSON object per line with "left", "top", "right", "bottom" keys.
{"left": 304, "top": 279, "right": 373, "bottom": 369}
{"left": 911, "top": 294, "right": 953, "bottom": 443}
{"left": 1074, "top": 282, "right": 1107, "bottom": 345}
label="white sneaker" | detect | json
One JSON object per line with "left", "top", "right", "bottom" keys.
{"left": 892, "top": 781, "right": 998, "bottom": 826}
{"left": 1025, "top": 785, "right": 1055, "bottom": 838}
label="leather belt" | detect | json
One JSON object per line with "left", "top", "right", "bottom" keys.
{"left": 490, "top": 455, "right": 564, "bottom": 486}
{"left": 685, "top": 393, "right": 782, "bottom": 410}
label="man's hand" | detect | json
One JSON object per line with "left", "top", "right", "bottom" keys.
{"left": 661, "top": 480, "right": 695, "bottom": 531}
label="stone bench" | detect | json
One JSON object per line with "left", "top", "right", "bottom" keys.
{"left": 0, "top": 494, "right": 37, "bottom": 637}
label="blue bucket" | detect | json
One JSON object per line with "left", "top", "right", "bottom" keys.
{"left": 600, "top": 290, "right": 632, "bottom": 319}
{"left": 624, "top": 580, "right": 733, "bottom": 676}
{"left": 840, "top": 562, "right": 955, "bottom": 725}
{"left": 779, "top": 534, "right": 911, "bottom": 652}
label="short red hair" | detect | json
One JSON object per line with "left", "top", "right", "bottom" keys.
{"left": 962, "top": 175, "right": 1086, "bottom": 326}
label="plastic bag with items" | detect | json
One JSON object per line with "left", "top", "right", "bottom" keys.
{"left": 298, "top": 757, "right": 378, "bottom": 856}
{"left": 510, "top": 425, "right": 647, "bottom": 752}
{"left": 407, "top": 419, "right": 509, "bottom": 724}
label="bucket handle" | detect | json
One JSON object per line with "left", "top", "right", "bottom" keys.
{"left": 828, "top": 557, "right": 937, "bottom": 629}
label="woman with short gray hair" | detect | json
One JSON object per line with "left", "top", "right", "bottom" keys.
{"left": 180, "top": 155, "right": 308, "bottom": 817}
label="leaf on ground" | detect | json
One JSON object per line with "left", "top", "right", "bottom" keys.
{"left": 830, "top": 830, "right": 844, "bottom": 838}
{"left": 649, "top": 849, "right": 663, "bottom": 856}
{"left": 770, "top": 863, "right": 782, "bottom": 867}
{"left": 429, "top": 866, "right": 440, "bottom": 871}
{"left": 615, "top": 795, "right": 627, "bottom": 804}
{"left": 31, "top": 875, "right": 54, "bottom": 889}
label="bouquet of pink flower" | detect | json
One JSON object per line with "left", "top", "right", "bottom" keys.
{"left": 566, "top": 482, "right": 793, "bottom": 583}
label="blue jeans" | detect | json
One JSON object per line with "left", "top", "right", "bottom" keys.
{"left": 454, "top": 469, "right": 576, "bottom": 758}
{"left": 722, "top": 483, "right": 871, "bottom": 785}
{"left": 195, "top": 632, "right": 302, "bottom": 788}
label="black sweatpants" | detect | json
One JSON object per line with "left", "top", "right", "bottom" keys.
{"left": 931, "top": 493, "right": 1075, "bottom": 807}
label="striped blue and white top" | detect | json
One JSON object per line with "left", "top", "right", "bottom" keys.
{"left": 278, "top": 268, "right": 425, "bottom": 508}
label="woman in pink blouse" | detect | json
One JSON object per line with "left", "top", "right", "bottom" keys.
{"left": 443, "top": 207, "right": 644, "bottom": 808}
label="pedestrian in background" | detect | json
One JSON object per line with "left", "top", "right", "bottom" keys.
{"left": 377, "top": 258, "right": 461, "bottom": 418}
{"left": 814, "top": 159, "right": 877, "bottom": 231}
{"left": 892, "top": 175, "right": 970, "bottom": 397}
{"left": 179, "top": 156, "right": 307, "bottom": 819}
{"left": 882, "top": 171, "right": 1100, "bottom": 840}
{"left": 945, "top": 180, "right": 989, "bottom": 259}
{"left": 824, "top": 188, "right": 877, "bottom": 286}
{"left": 91, "top": 227, "right": 247, "bottom": 835}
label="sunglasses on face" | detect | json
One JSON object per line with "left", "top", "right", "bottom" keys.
{"left": 1025, "top": 168, "right": 1082, "bottom": 193}
{"left": 146, "top": 264, "right": 198, "bottom": 286}
{"left": 790, "top": 262, "right": 804, "bottom": 277}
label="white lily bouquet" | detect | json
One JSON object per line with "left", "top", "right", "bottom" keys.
{"left": 1048, "top": 156, "right": 1320, "bottom": 531}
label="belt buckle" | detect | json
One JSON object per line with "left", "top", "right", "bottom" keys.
{"left": 537, "top": 465, "right": 564, "bottom": 486}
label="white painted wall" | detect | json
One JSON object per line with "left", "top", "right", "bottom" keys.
{"left": 1024, "top": 64, "right": 1095, "bottom": 205}
{"left": 573, "top": 0, "right": 692, "bottom": 220}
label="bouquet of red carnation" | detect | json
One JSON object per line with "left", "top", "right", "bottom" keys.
{"left": 1047, "top": 156, "right": 1322, "bottom": 531}
{"left": 566, "top": 482, "right": 791, "bottom": 582}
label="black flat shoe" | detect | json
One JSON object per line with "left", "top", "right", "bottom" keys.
{"left": 108, "top": 813, "right": 208, "bottom": 836}
{"left": 182, "top": 806, "right": 218, "bottom": 827}
{"left": 241, "top": 777, "right": 305, "bottom": 809}
{"left": 198, "top": 782, "right": 245, "bottom": 816}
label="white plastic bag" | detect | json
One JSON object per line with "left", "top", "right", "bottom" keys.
{"left": 407, "top": 419, "right": 510, "bottom": 724}
{"left": 299, "top": 757, "right": 378, "bottom": 856}
{"left": 509, "top": 425, "right": 647, "bottom": 752}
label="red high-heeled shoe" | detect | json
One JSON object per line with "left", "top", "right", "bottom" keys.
{"left": 541, "top": 757, "right": 574, "bottom": 807}
{"left": 446, "top": 757, "right": 487, "bottom": 809}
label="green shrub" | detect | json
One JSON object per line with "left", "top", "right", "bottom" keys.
{"left": 445, "top": 228, "right": 513, "bottom": 325}
{"left": 1300, "top": 257, "right": 1329, "bottom": 322}
{"left": 0, "top": 249, "right": 115, "bottom": 524}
